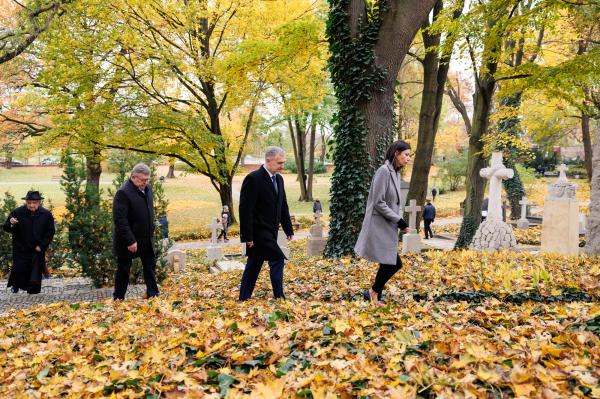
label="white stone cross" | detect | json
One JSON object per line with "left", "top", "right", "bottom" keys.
{"left": 519, "top": 196, "right": 529, "bottom": 220}
{"left": 405, "top": 199, "right": 421, "bottom": 231}
{"left": 480, "top": 152, "right": 514, "bottom": 222}
{"left": 206, "top": 217, "right": 221, "bottom": 244}
{"left": 557, "top": 164, "right": 568, "bottom": 182}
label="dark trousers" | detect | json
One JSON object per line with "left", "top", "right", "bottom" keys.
{"left": 113, "top": 252, "right": 159, "bottom": 300}
{"left": 239, "top": 256, "right": 285, "bottom": 301}
{"left": 424, "top": 219, "right": 434, "bottom": 239}
{"left": 217, "top": 227, "right": 228, "bottom": 240}
{"left": 372, "top": 254, "right": 402, "bottom": 295}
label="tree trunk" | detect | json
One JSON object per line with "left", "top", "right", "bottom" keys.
{"left": 585, "top": 122, "right": 600, "bottom": 255}
{"left": 166, "top": 157, "right": 176, "bottom": 178}
{"left": 295, "top": 116, "right": 308, "bottom": 201}
{"left": 218, "top": 178, "right": 236, "bottom": 225}
{"left": 319, "top": 125, "right": 326, "bottom": 164}
{"left": 307, "top": 117, "right": 317, "bottom": 201}
{"left": 502, "top": 157, "right": 525, "bottom": 220}
{"left": 324, "top": 0, "right": 437, "bottom": 258}
{"left": 362, "top": 0, "right": 439, "bottom": 170}
{"left": 582, "top": 111, "right": 592, "bottom": 180}
{"left": 407, "top": 0, "right": 460, "bottom": 229}
{"left": 85, "top": 147, "right": 102, "bottom": 192}
{"left": 455, "top": 73, "right": 497, "bottom": 248}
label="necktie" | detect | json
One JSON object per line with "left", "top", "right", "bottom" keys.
{"left": 271, "top": 175, "right": 278, "bottom": 194}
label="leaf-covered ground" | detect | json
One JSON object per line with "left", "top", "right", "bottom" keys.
{"left": 1, "top": 242, "right": 598, "bottom": 398}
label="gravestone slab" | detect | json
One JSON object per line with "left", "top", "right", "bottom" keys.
{"left": 277, "top": 230, "right": 290, "bottom": 259}
{"left": 579, "top": 201, "right": 589, "bottom": 235}
{"left": 166, "top": 249, "right": 187, "bottom": 273}
{"left": 470, "top": 153, "right": 517, "bottom": 251}
{"left": 206, "top": 217, "right": 223, "bottom": 261}
{"left": 210, "top": 260, "right": 245, "bottom": 274}
{"left": 541, "top": 165, "right": 579, "bottom": 255}
{"left": 402, "top": 199, "right": 422, "bottom": 254}
{"left": 307, "top": 212, "right": 327, "bottom": 256}
{"left": 517, "top": 197, "right": 530, "bottom": 229}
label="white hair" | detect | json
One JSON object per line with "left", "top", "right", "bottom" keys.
{"left": 265, "top": 146, "right": 285, "bottom": 160}
{"left": 131, "top": 163, "right": 151, "bottom": 176}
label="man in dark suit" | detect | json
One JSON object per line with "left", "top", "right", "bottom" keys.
{"left": 3, "top": 191, "right": 55, "bottom": 294}
{"left": 239, "top": 147, "right": 294, "bottom": 301}
{"left": 112, "top": 163, "right": 159, "bottom": 300}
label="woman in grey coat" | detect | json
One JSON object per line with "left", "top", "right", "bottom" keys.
{"left": 354, "top": 140, "right": 411, "bottom": 306}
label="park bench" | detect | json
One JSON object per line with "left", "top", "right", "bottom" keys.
{"left": 543, "top": 171, "right": 559, "bottom": 177}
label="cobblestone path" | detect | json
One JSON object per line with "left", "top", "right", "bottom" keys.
{"left": 0, "top": 277, "right": 145, "bottom": 314}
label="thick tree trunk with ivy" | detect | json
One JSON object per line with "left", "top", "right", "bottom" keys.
{"left": 585, "top": 124, "right": 600, "bottom": 255}
{"left": 324, "top": 0, "right": 437, "bottom": 258}
{"left": 497, "top": 94, "right": 526, "bottom": 220}
{"left": 407, "top": 0, "right": 462, "bottom": 229}
{"left": 455, "top": 73, "right": 497, "bottom": 249}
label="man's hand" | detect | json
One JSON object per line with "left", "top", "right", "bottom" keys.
{"left": 287, "top": 235, "right": 293, "bottom": 241}
{"left": 401, "top": 228, "right": 408, "bottom": 234}
{"left": 9, "top": 217, "right": 18, "bottom": 225}
{"left": 247, "top": 241, "right": 254, "bottom": 248}
{"left": 127, "top": 242, "right": 138, "bottom": 253}
{"left": 35, "top": 246, "right": 42, "bottom": 252}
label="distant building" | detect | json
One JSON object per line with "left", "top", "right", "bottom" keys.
{"left": 558, "top": 146, "right": 585, "bottom": 161}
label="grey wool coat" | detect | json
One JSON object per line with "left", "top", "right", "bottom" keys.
{"left": 354, "top": 160, "right": 406, "bottom": 265}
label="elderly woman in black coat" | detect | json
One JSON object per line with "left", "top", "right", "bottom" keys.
{"left": 354, "top": 140, "right": 411, "bottom": 306}
{"left": 3, "top": 191, "right": 55, "bottom": 294}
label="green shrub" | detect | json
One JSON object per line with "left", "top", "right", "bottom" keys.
{"left": 0, "top": 192, "right": 17, "bottom": 277}
{"left": 61, "top": 153, "right": 116, "bottom": 288}
{"left": 284, "top": 159, "right": 326, "bottom": 174}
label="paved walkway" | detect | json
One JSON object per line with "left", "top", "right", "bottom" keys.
{"left": 0, "top": 277, "right": 145, "bottom": 314}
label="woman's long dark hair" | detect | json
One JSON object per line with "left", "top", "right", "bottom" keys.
{"left": 385, "top": 140, "right": 411, "bottom": 169}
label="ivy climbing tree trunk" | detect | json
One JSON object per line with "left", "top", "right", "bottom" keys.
{"left": 455, "top": 71, "right": 497, "bottom": 249}
{"left": 496, "top": 21, "right": 544, "bottom": 219}
{"left": 324, "top": 0, "right": 437, "bottom": 258}
{"left": 498, "top": 93, "right": 526, "bottom": 220}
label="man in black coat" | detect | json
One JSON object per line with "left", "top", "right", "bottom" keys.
{"left": 112, "top": 163, "right": 159, "bottom": 300}
{"left": 3, "top": 191, "right": 55, "bottom": 294}
{"left": 238, "top": 147, "right": 294, "bottom": 301}
{"left": 423, "top": 199, "right": 436, "bottom": 240}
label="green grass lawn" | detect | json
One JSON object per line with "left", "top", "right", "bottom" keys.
{"left": 0, "top": 166, "right": 333, "bottom": 237}
{"left": 4, "top": 166, "right": 586, "bottom": 237}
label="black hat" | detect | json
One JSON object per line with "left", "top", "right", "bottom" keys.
{"left": 22, "top": 191, "right": 43, "bottom": 200}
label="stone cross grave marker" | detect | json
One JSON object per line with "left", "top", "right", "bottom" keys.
{"left": 557, "top": 164, "right": 568, "bottom": 182}
{"left": 402, "top": 199, "right": 422, "bottom": 254}
{"left": 405, "top": 199, "right": 421, "bottom": 233}
{"left": 470, "top": 152, "right": 517, "bottom": 251}
{"left": 479, "top": 153, "right": 514, "bottom": 222}
{"left": 206, "top": 217, "right": 221, "bottom": 244}
{"left": 517, "top": 197, "right": 530, "bottom": 229}
{"left": 206, "top": 217, "right": 223, "bottom": 260}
